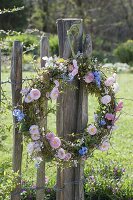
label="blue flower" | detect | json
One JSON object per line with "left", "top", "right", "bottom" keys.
{"left": 79, "top": 147, "right": 88, "bottom": 156}
{"left": 17, "top": 113, "right": 25, "bottom": 121}
{"left": 13, "top": 109, "right": 25, "bottom": 121}
{"left": 99, "top": 119, "right": 106, "bottom": 126}
{"left": 13, "top": 109, "right": 21, "bottom": 117}
{"left": 93, "top": 71, "right": 101, "bottom": 88}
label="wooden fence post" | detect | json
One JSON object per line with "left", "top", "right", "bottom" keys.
{"left": 0, "top": 49, "right": 1, "bottom": 107}
{"left": 11, "top": 41, "right": 23, "bottom": 200}
{"left": 36, "top": 36, "right": 49, "bottom": 200}
{"left": 56, "top": 18, "right": 88, "bottom": 200}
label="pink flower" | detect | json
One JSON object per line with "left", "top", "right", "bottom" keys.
{"left": 84, "top": 72, "right": 94, "bottom": 83}
{"left": 27, "top": 142, "right": 34, "bottom": 155}
{"left": 115, "top": 101, "right": 123, "bottom": 112}
{"left": 50, "top": 137, "right": 61, "bottom": 149}
{"left": 69, "top": 59, "right": 78, "bottom": 77}
{"left": 101, "top": 95, "right": 111, "bottom": 105}
{"left": 31, "top": 132, "right": 40, "bottom": 141}
{"left": 50, "top": 87, "right": 59, "bottom": 100}
{"left": 30, "top": 89, "right": 41, "bottom": 100}
{"left": 20, "top": 88, "right": 30, "bottom": 95}
{"left": 57, "top": 148, "right": 66, "bottom": 159}
{"left": 105, "top": 113, "right": 115, "bottom": 121}
{"left": 99, "top": 141, "right": 110, "bottom": 151}
{"left": 87, "top": 125, "right": 97, "bottom": 135}
{"left": 29, "top": 125, "right": 39, "bottom": 134}
{"left": 24, "top": 93, "right": 33, "bottom": 103}
{"left": 105, "top": 77, "right": 115, "bottom": 86}
{"left": 46, "top": 132, "right": 55, "bottom": 141}
{"left": 64, "top": 153, "right": 72, "bottom": 161}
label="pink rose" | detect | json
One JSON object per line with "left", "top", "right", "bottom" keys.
{"left": 84, "top": 72, "right": 94, "bottom": 83}
{"left": 64, "top": 153, "right": 72, "bottom": 161}
{"left": 115, "top": 101, "right": 123, "bottom": 112}
{"left": 69, "top": 59, "right": 78, "bottom": 77}
{"left": 105, "top": 113, "right": 115, "bottom": 121}
{"left": 50, "top": 87, "right": 59, "bottom": 100}
{"left": 105, "top": 77, "right": 115, "bottom": 86}
{"left": 50, "top": 137, "right": 61, "bottom": 149}
{"left": 46, "top": 132, "right": 55, "bottom": 141}
{"left": 99, "top": 141, "right": 110, "bottom": 151}
{"left": 101, "top": 95, "right": 111, "bottom": 105}
{"left": 57, "top": 148, "right": 66, "bottom": 159}
{"left": 30, "top": 89, "right": 41, "bottom": 100}
{"left": 87, "top": 125, "right": 97, "bottom": 135}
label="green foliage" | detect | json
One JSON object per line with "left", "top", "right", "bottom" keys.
{"left": 0, "top": 161, "right": 18, "bottom": 200}
{"left": 114, "top": 40, "right": 133, "bottom": 66}
{"left": 49, "top": 35, "right": 59, "bottom": 56}
{"left": 0, "top": 0, "right": 27, "bottom": 31}
{"left": 84, "top": 159, "right": 133, "bottom": 200}
{"left": 4, "top": 33, "right": 39, "bottom": 54}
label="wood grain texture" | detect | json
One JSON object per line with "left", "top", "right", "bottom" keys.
{"left": 56, "top": 19, "right": 88, "bottom": 200}
{"left": 36, "top": 36, "right": 49, "bottom": 200}
{"left": 0, "top": 49, "right": 1, "bottom": 107}
{"left": 11, "top": 41, "right": 23, "bottom": 200}
{"left": 83, "top": 34, "right": 92, "bottom": 57}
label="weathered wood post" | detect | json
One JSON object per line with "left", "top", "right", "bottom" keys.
{"left": 0, "top": 49, "right": 1, "bottom": 107}
{"left": 36, "top": 36, "right": 49, "bottom": 200}
{"left": 56, "top": 18, "right": 88, "bottom": 200}
{"left": 11, "top": 41, "right": 23, "bottom": 200}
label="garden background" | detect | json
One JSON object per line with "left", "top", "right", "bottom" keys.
{"left": 0, "top": 0, "right": 133, "bottom": 199}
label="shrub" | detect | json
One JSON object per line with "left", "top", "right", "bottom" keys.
{"left": 49, "top": 35, "right": 59, "bottom": 56}
{"left": 84, "top": 159, "right": 133, "bottom": 200}
{"left": 0, "top": 161, "right": 18, "bottom": 200}
{"left": 114, "top": 40, "right": 133, "bottom": 65}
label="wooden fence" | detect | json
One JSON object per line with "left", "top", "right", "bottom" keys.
{"left": 0, "top": 18, "right": 92, "bottom": 200}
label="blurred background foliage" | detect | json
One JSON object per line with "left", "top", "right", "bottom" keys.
{"left": 0, "top": 0, "right": 133, "bottom": 64}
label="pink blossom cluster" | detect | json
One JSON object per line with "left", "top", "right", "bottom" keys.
{"left": 68, "top": 59, "right": 79, "bottom": 78}
{"left": 46, "top": 132, "right": 71, "bottom": 161}
{"left": 22, "top": 88, "right": 41, "bottom": 103}
{"left": 46, "top": 80, "right": 60, "bottom": 100}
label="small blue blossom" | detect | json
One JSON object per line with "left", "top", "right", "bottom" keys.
{"left": 93, "top": 71, "right": 101, "bottom": 88}
{"left": 13, "top": 109, "right": 21, "bottom": 117}
{"left": 17, "top": 113, "right": 25, "bottom": 121}
{"left": 13, "top": 109, "right": 25, "bottom": 121}
{"left": 79, "top": 147, "right": 88, "bottom": 156}
{"left": 99, "top": 119, "right": 106, "bottom": 126}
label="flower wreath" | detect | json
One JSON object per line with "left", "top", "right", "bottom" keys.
{"left": 13, "top": 53, "right": 123, "bottom": 167}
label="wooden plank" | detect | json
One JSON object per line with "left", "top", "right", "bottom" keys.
{"left": 11, "top": 41, "right": 23, "bottom": 200}
{"left": 0, "top": 49, "right": 1, "bottom": 107}
{"left": 56, "top": 18, "right": 86, "bottom": 200}
{"left": 36, "top": 36, "right": 49, "bottom": 200}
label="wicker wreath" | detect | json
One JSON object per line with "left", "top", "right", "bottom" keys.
{"left": 13, "top": 54, "right": 123, "bottom": 167}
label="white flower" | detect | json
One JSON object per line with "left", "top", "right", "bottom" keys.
{"left": 29, "top": 125, "right": 39, "bottom": 134}
{"left": 50, "top": 87, "right": 59, "bottom": 100}
{"left": 101, "top": 95, "right": 111, "bottom": 105}
{"left": 27, "top": 142, "right": 34, "bottom": 155}
{"left": 113, "top": 82, "right": 120, "bottom": 93}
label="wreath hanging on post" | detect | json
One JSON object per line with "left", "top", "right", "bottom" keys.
{"left": 13, "top": 54, "right": 123, "bottom": 168}
{"left": 13, "top": 25, "right": 123, "bottom": 168}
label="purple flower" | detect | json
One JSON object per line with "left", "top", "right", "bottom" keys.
{"left": 79, "top": 147, "right": 88, "bottom": 156}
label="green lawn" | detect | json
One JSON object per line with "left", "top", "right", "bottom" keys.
{"left": 1, "top": 72, "right": 133, "bottom": 184}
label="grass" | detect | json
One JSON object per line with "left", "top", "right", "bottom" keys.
{"left": 1, "top": 72, "right": 133, "bottom": 191}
